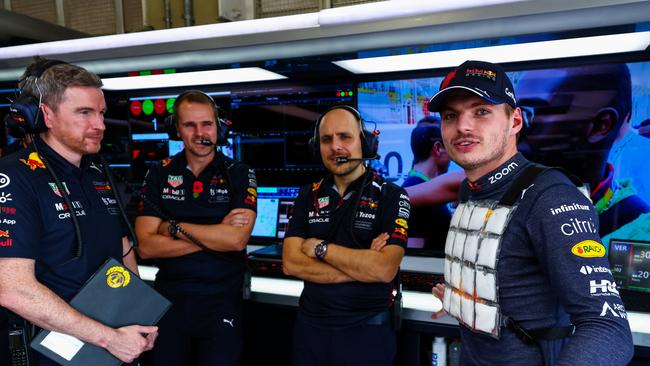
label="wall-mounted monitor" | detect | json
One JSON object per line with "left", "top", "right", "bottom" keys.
{"left": 358, "top": 59, "right": 650, "bottom": 255}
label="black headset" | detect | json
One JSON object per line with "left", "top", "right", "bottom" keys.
{"left": 164, "top": 90, "right": 230, "bottom": 146}
{"left": 309, "top": 105, "right": 379, "bottom": 161}
{"left": 6, "top": 59, "right": 67, "bottom": 134}
{"left": 5, "top": 58, "right": 139, "bottom": 264}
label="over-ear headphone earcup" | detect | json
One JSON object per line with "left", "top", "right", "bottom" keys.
{"left": 308, "top": 135, "right": 321, "bottom": 162}
{"left": 7, "top": 93, "right": 45, "bottom": 134}
{"left": 9, "top": 59, "right": 68, "bottom": 135}
{"left": 361, "top": 129, "right": 379, "bottom": 159}
{"left": 216, "top": 118, "right": 231, "bottom": 146}
{"left": 164, "top": 115, "right": 181, "bottom": 141}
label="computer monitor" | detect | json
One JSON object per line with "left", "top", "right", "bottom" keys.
{"left": 609, "top": 239, "right": 650, "bottom": 292}
{"left": 250, "top": 186, "right": 301, "bottom": 244}
{"left": 608, "top": 238, "right": 650, "bottom": 312}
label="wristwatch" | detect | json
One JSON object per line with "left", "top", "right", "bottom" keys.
{"left": 314, "top": 240, "right": 329, "bottom": 260}
{"left": 168, "top": 220, "right": 181, "bottom": 240}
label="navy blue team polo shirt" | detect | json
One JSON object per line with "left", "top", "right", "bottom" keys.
{"left": 287, "top": 169, "right": 410, "bottom": 329}
{"left": 137, "top": 150, "right": 257, "bottom": 297}
{"left": 457, "top": 153, "right": 632, "bottom": 366}
{"left": 0, "top": 139, "right": 126, "bottom": 302}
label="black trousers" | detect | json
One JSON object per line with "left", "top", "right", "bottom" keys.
{"left": 291, "top": 312, "right": 396, "bottom": 366}
{"left": 143, "top": 293, "right": 242, "bottom": 366}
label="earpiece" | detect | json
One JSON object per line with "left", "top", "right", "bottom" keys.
{"left": 164, "top": 90, "right": 230, "bottom": 145}
{"left": 308, "top": 105, "right": 379, "bottom": 162}
{"left": 7, "top": 59, "right": 67, "bottom": 134}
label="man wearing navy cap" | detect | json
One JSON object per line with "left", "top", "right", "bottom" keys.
{"left": 430, "top": 60, "right": 632, "bottom": 365}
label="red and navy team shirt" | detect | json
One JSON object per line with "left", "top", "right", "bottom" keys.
{"left": 0, "top": 139, "right": 126, "bottom": 301}
{"left": 137, "top": 150, "right": 257, "bottom": 296}
{"left": 287, "top": 169, "right": 410, "bottom": 329}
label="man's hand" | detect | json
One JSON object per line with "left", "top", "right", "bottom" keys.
{"left": 222, "top": 208, "right": 251, "bottom": 227}
{"left": 301, "top": 238, "right": 323, "bottom": 258}
{"left": 431, "top": 283, "right": 447, "bottom": 319}
{"left": 371, "top": 232, "right": 389, "bottom": 251}
{"left": 105, "top": 325, "right": 158, "bottom": 363}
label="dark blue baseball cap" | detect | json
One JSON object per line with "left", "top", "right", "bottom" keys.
{"left": 427, "top": 60, "right": 517, "bottom": 112}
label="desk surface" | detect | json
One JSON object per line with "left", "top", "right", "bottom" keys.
{"left": 138, "top": 249, "right": 650, "bottom": 348}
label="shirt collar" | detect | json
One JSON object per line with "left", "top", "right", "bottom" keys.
{"left": 464, "top": 153, "right": 530, "bottom": 196}
{"left": 324, "top": 168, "right": 373, "bottom": 198}
{"left": 170, "top": 149, "right": 224, "bottom": 175}
{"left": 31, "top": 136, "right": 92, "bottom": 177}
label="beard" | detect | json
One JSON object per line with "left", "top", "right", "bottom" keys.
{"left": 330, "top": 159, "right": 363, "bottom": 177}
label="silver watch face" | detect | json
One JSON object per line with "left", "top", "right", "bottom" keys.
{"left": 316, "top": 242, "right": 327, "bottom": 259}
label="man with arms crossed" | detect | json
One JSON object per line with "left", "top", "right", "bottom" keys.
{"left": 283, "top": 105, "right": 409, "bottom": 366}
{"left": 136, "top": 90, "right": 256, "bottom": 366}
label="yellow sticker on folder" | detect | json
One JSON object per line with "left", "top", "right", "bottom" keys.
{"left": 106, "top": 266, "right": 131, "bottom": 288}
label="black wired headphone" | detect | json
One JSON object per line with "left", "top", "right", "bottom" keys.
{"left": 309, "top": 105, "right": 379, "bottom": 161}
{"left": 6, "top": 58, "right": 67, "bottom": 134}
{"left": 5, "top": 58, "right": 138, "bottom": 263}
{"left": 164, "top": 90, "right": 231, "bottom": 145}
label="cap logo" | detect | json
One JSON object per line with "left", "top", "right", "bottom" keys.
{"left": 440, "top": 69, "right": 457, "bottom": 89}
{"left": 505, "top": 87, "right": 516, "bottom": 103}
{"left": 465, "top": 67, "right": 497, "bottom": 82}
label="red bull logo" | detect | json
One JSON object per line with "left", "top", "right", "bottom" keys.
{"left": 465, "top": 68, "right": 497, "bottom": 81}
{"left": 0, "top": 229, "right": 9, "bottom": 238}
{"left": 0, "top": 239, "right": 12, "bottom": 247}
{"left": 360, "top": 200, "right": 378, "bottom": 209}
{"left": 19, "top": 152, "right": 46, "bottom": 170}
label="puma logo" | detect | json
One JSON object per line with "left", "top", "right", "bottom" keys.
{"left": 223, "top": 318, "right": 235, "bottom": 328}
{"left": 521, "top": 184, "right": 535, "bottom": 199}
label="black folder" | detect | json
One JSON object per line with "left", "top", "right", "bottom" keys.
{"left": 30, "top": 258, "right": 170, "bottom": 365}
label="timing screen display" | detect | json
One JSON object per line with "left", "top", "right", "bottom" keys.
{"left": 609, "top": 239, "right": 650, "bottom": 292}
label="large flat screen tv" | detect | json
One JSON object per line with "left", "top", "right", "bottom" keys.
{"left": 358, "top": 60, "right": 650, "bottom": 256}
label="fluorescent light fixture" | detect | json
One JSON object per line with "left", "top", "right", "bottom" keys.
{"left": 318, "top": 0, "right": 526, "bottom": 27}
{"left": 403, "top": 290, "right": 440, "bottom": 312}
{"left": 102, "top": 67, "right": 287, "bottom": 90}
{"left": 333, "top": 31, "right": 650, "bottom": 74}
{"left": 251, "top": 277, "right": 304, "bottom": 297}
{"left": 0, "top": 14, "right": 319, "bottom": 60}
{"left": 629, "top": 312, "right": 650, "bottom": 334}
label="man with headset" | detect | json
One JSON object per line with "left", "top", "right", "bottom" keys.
{"left": 283, "top": 105, "right": 409, "bottom": 366}
{"left": 135, "top": 90, "right": 257, "bottom": 366}
{"left": 0, "top": 57, "right": 157, "bottom": 365}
